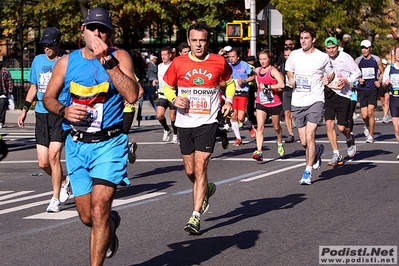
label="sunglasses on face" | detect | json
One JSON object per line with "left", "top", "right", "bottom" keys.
{"left": 361, "top": 46, "right": 370, "bottom": 49}
{"left": 86, "top": 23, "right": 109, "bottom": 33}
{"left": 42, "top": 43, "right": 56, "bottom": 48}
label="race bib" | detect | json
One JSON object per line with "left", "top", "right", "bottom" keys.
{"left": 361, "top": 67, "right": 375, "bottom": 79}
{"left": 259, "top": 90, "right": 274, "bottom": 104}
{"left": 69, "top": 81, "right": 109, "bottom": 132}
{"left": 184, "top": 92, "right": 211, "bottom": 116}
{"left": 38, "top": 72, "right": 52, "bottom": 93}
{"left": 71, "top": 103, "right": 104, "bottom": 133}
{"left": 390, "top": 74, "right": 399, "bottom": 88}
{"left": 295, "top": 74, "right": 311, "bottom": 91}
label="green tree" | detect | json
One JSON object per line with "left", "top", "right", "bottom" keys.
{"left": 271, "top": 0, "right": 399, "bottom": 55}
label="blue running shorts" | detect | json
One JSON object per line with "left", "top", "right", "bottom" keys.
{"left": 65, "top": 133, "right": 130, "bottom": 197}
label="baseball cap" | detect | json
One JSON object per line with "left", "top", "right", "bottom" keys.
{"left": 84, "top": 7, "right": 112, "bottom": 29}
{"left": 39, "top": 27, "right": 61, "bottom": 45}
{"left": 382, "top": 59, "right": 388, "bottom": 65}
{"left": 324, "top": 37, "right": 338, "bottom": 47}
{"left": 224, "top": 45, "right": 232, "bottom": 52}
{"left": 360, "top": 40, "right": 372, "bottom": 48}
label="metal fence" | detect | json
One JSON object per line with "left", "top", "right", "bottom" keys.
{"left": 12, "top": 80, "right": 29, "bottom": 110}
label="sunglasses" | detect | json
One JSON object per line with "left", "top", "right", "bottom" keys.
{"left": 361, "top": 46, "right": 370, "bottom": 49}
{"left": 42, "top": 43, "right": 57, "bottom": 48}
{"left": 86, "top": 23, "right": 109, "bottom": 33}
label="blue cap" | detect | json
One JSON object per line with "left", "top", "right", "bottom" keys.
{"left": 84, "top": 7, "right": 112, "bottom": 29}
{"left": 39, "top": 27, "right": 61, "bottom": 45}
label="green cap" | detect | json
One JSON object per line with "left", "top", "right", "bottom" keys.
{"left": 325, "top": 37, "right": 338, "bottom": 47}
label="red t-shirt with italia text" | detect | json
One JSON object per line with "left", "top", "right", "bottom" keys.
{"left": 163, "top": 53, "right": 232, "bottom": 128}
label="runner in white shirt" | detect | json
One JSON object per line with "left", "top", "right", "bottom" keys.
{"left": 382, "top": 47, "right": 399, "bottom": 160}
{"left": 285, "top": 26, "right": 334, "bottom": 185}
{"left": 155, "top": 46, "right": 179, "bottom": 143}
{"left": 324, "top": 37, "right": 361, "bottom": 166}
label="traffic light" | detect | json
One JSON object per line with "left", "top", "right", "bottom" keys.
{"left": 226, "top": 23, "right": 243, "bottom": 38}
{"left": 226, "top": 21, "right": 251, "bottom": 40}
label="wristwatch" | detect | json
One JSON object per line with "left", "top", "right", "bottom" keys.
{"left": 58, "top": 106, "right": 66, "bottom": 117}
{"left": 102, "top": 54, "right": 119, "bottom": 70}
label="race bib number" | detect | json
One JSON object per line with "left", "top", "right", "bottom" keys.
{"left": 259, "top": 90, "right": 274, "bottom": 104}
{"left": 361, "top": 67, "right": 375, "bottom": 79}
{"left": 390, "top": 74, "right": 399, "bottom": 88}
{"left": 71, "top": 103, "right": 104, "bottom": 133}
{"left": 184, "top": 93, "right": 211, "bottom": 116}
{"left": 295, "top": 74, "right": 311, "bottom": 91}
{"left": 38, "top": 72, "right": 52, "bottom": 93}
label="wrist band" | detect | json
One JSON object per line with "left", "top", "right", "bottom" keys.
{"left": 23, "top": 101, "right": 31, "bottom": 111}
{"left": 102, "top": 54, "right": 119, "bottom": 70}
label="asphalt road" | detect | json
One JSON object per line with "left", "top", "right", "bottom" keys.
{"left": 0, "top": 112, "right": 398, "bottom": 266}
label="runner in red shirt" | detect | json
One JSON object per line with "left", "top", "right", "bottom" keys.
{"left": 163, "top": 22, "right": 235, "bottom": 235}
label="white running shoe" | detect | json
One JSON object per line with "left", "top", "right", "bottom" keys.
{"left": 162, "top": 130, "right": 172, "bottom": 142}
{"left": 171, "top": 134, "right": 180, "bottom": 144}
{"left": 366, "top": 135, "right": 374, "bottom": 143}
{"left": 346, "top": 135, "right": 356, "bottom": 158}
{"left": 312, "top": 144, "right": 324, "bottom": 170}
{"left": 363, "top": 126, "right": 370, "bottom": 138}
{"left": 59, "top": 176, "right": 71, "bottom": 203}
{"left": 382, "top": 116, "right": 389, "bottom": 124}
{"left": 47, "top": 197, "right": 61, "bottom": 213}
{"left": 299, "top": 170, "right": 312, "bottom": 185}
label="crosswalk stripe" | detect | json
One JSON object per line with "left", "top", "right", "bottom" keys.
{"left": 24, "top": 192, "right": 166, "bottom": 220}
{"left": 0, "top": 191, "right": 53, "bottom": 205}
{"left": 0, "top": 191, "right": 13, "bottom": 195}
{"left": 0, "top": 191, "right": 34, "bottom": 201}
{"left": 0, "top": 199, "right": 50, "bottom": 215}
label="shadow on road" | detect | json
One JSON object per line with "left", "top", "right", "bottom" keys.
{"left": 203, "top": 193, "right": 306, "bottom": 233}
{"left": 314, "top": 162, "right": 377, "bottom": 184}
{"left": 115, "top": 181, "right": 176, "bottom": 199}
{"left": 130, "top": 230, "right": 261, "bottom": 266}
{"left": 130, "top": 164, "right": 186, "bottom": 180}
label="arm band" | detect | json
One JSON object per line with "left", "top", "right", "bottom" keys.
{"left": 23, "top": 101, "right": 32, "bottom": 111}
{"left": 225, "top": 78, "right": 236, "bottom": 103}
{"left": 164, "top": 84, "right": 177, "bottom": 103}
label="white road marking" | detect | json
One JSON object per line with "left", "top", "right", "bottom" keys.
{"left": 0, "top": 199, "right": 50, "bottom": 215}
{"left": 0, "top": 191, "right": 35, "bottom": 201}
{"left": 23, "top": 192, "right": 166, "bottom": 220}
{"left": 0, "top": 191, "right": 53, "bottom": 205}
{"left": 241, "top": 163, "right": 306, "bottom": 182}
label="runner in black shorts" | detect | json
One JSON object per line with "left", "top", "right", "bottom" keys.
{"left": 324, "top": 37, "right": 360, "bottom": 165}
{"left": 17, "top": 27, "right": 70, "bottom": 213}
{"left": 35, "top": 113, "right": 64, "bottom": 145}
{"left": 355, "top": 39, "right": 384, "bottom": 143}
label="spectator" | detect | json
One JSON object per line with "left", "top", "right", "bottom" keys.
{"left": 0, "top": 63, "right": 13, "bottom": 128}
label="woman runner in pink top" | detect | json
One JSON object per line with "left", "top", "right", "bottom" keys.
{"left": 252, "top": 49, "right": 285, "bottom": 161}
